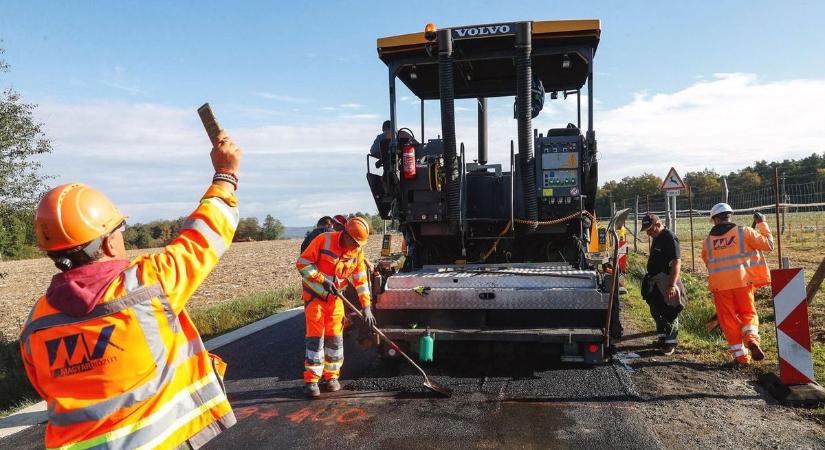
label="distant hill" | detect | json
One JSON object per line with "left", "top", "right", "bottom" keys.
{"left": 283, "top": 226, "right": 312, "bottom": 239}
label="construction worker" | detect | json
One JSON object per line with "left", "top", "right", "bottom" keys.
{"left": 296, "top": 217, "right": 375, "bottom": 398}
{"left": 369, "top": 120, "right": 392, "bottom": 168}
{"left": 331, "top": 214, "right": 348, "bottom": 231}
{"left": 18, "top": 131, "right": 241, "bottom": 449}
{"left": 702, "top": 203, "right": 773, "bottom": 366}
{"left": 301, "top": 216, "right": 334, "bottom": 253}
{"left": 640, "top": 213, "right": 686, "bottom": 356}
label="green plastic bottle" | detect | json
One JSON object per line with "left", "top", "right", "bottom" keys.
{"left": 419, "top": 332, "right": 434, "bottom": 362}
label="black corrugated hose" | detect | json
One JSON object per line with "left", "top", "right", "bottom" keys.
{"left": 516, "top": 42, "right": 538, "bottom": 231}
{"left": 439, "top": 50, "right": 461, "bottom": 223}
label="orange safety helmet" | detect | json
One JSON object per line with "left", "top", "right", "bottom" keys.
{"left": 345, "top": 216, "right": 370, "bottom": 246}
{"left": 35, "top": 183, "right": 126, "bottom": 252}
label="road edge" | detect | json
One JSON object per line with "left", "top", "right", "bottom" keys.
{"left": 0, "top": 306, "right": 304, "bottom": 439}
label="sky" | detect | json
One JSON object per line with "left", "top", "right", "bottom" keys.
{"left": 1, "top": 1, "right": 824, "bottom": 225}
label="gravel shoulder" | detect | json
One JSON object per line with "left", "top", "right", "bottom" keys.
{"left": 618, "top": 315, "right": 825, "bottom": 449}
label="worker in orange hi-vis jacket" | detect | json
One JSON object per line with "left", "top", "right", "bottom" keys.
{"left": 701, "top": 203, "right": 773, "bottom": 367}
{"left": 296, "top": 217, "right": 375, "bottom": 398}
{"left": 19, "top": 130, "right": 241, "bottom": 450}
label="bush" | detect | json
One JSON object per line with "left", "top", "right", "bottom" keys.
{"left": 0, "top": 333, "right": 40, "bottom": 414}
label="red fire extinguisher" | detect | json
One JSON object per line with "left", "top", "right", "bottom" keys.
{"left": 402, "top": 144, "right": 416, "bottom": 180}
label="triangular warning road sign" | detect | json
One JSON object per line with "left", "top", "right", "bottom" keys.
{"left": 659, "top": 167, "right": 686, "bottom": 191}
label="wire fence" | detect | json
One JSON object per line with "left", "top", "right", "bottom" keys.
{"left": 600, "top": 176, "right": 825, "bottom": 273}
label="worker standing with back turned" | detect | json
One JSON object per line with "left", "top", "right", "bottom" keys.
{"left": 296, "top": 217, "right": 376, "bottom": 398}
{"left": 19, "top": 130, "right": 242, "bottom": 449}
{"left": 702, "top": 203, "right": 773, "bottom": 367}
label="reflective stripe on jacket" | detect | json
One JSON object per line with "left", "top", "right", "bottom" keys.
{"left": 701, "top": 222, "right": 773, "bottom": 292}
{"left": 296, "top": 231, "right": 371, "bottom": 308}
{"left": 20, "top": 184, "right": 239, "bottom": 450}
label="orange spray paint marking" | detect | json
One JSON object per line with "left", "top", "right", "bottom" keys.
{"left": 235, "top": 406, "right": 260, "bottom": 420}
{"left": 336, "top": 408, "right": 368, "bottom": 423}
{"left": 287, "top": 407, "right": 315, "bottom": 423}
{"left": 257, "top": 407, "right": 280, "bottom": 421}
{"left": 312, "top": 407, "right": 339, "bottom": 422}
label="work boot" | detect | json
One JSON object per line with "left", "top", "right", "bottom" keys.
{"left": 659, "top": 343, "right": 677, "bottom": 356}
{"left": 323, "top": 378, "right": 341, "bottom": 392}
{"left": 747, "top": 342, "right": 765, "bottom": 362}
{"left": 729, "top": 358, "right": 751, "bottom": 370}
{"left": 650, "top": 337, "right": 665, "bottom": 348}
{"left": 304, "top": 382, "right": 320, "bottom": 399}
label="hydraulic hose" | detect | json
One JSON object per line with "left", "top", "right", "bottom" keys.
{"left": 438, "top": 30, "right": 460, "bottom": 223}
{"left": 516, "top": 24, "right": 538, "bottom": 232}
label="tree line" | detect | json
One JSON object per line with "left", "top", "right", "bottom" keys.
{"left": 595, "top": 153, "right": 825, "bottom": 216}
{"left": 121, "top": 214, "right": 285, "bottom": 250}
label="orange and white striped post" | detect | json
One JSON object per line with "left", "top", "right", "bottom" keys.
{"left": 617, "top": 227, "right": 628, "bottom": 273}
{"left": 761, "top": 267, "right": 825, "bottom": 406}
{"left": 771, "top": 268, "right": 814, "bottom": 385}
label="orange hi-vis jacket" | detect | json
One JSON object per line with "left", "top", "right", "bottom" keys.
{"left": 702, "top": 221, "right": 773, "bottom": 292}
{"left": 296, "top": 231, "right": 371, "bottom": 308}
{"left": 19, "top": 184, "right": 239, "bottom": 450}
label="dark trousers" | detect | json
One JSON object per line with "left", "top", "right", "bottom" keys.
{"left": 641, "top": 275, "right": 683, "bottom": 343}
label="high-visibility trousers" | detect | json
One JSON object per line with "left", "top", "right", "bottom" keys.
{"left": 712, "top": 286, "right": 760, "bottom": 363}
{"left": 304, "top": 297, "right": 345, "bottom": 383}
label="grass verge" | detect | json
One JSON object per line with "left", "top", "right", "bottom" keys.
{"left": 0, "top": 286, "right": 302, "bottom": 417}
{"left": 624, "top": 252, "right": 825, "bottom": 421}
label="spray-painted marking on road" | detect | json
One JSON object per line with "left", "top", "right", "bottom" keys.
{"left": 232, "top": 403, "right": 370, "bottom": 425}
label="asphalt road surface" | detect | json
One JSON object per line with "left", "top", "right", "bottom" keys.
{"left": 3, "top": 314, "right": 664, "bottom": 449}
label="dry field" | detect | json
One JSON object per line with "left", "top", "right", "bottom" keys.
{"left": 0, "top": 235, "right": 396, "bottom": 340}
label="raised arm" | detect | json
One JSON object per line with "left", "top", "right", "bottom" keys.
{"left": 137, "top": 130, "right": 242, "bottom": 313}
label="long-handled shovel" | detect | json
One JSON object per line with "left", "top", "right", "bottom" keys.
{"left": 331, "top": 291, "right": 452, "bottom": 398}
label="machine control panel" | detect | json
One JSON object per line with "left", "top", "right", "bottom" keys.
{"left": 535, "top": 132, "right": 582, "bottom": 203}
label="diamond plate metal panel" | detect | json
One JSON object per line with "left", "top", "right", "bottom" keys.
{"left": 379, "top": 263, "right": 605, "bottom": 310}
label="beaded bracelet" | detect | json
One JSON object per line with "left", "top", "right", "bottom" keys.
{"left": 213, "top": 172, "right": 238, "bottom": 190}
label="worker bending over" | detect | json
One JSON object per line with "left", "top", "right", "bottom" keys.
{"left": 296, "top": 217, "right": 376, "bottom": 398}
{"left": 702, "top": 203, "right": 773, "bottom": 366}
{"left": 19, "top": 131, "right": 242, "bottom": 449}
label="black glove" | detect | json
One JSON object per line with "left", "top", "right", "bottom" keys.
{"left": 322, "top": 279, "right": 339, "bottom": 297}
{"left": 753, "top": 212, "right": 765, "bottom": 224}
{"left": 362, "top": 306, "right": 377, "bottom": 328}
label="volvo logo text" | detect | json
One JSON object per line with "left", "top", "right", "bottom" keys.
{"left": 452, "top": 24, "right": 513, "bottom": 39}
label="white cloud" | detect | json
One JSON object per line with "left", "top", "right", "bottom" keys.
{"left": 595, "top": 73, "right": 825, "bottom": 181}
{"left": 254, "top": 92, "right": 313, "bottom": 104}
{"left": 339, "top": 103, "right": 363, "bottom": 109}
{"left": 32, "top": 73, "right": 825, "bottom": 225}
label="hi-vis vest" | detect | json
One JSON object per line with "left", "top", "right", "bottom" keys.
{"left": 20, "top": 185, "right": 239, "bottom": 450}
{"left": 702, "top": 222, "right": 773, "bottom": 292}
{"left": 296, "top": 231, "right": 371, "bottom": 308}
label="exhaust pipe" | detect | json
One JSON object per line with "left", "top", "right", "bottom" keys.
{"left": 515, "top": 23, "right": 538, "bottom": 231}
{"left": 438, "top": 28, "right": 461, "bottom": 224}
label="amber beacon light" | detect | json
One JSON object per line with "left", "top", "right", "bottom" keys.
{"left": 424, "top": 23, "right": 437, "bottom": 41}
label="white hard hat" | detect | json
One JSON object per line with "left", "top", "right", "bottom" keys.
{"left": 710, "top": 203, "right": 733, "bottom": 218}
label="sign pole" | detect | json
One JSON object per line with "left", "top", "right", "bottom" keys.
{"left": 634, "top": 195, "right": 639, "bottom": 253}
{"left": 688, "top": 185, "right": 695, "bottom": 272}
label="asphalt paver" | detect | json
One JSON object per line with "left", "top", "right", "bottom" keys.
{"left": 1, "top": 313, "right": 664, "bottom": 449}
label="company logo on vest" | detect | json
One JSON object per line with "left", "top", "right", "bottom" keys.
{"left": 45, "top": 325, "right": 121, "bottom": 378}
{"left": 712, "top": 235, "right": 736, "bottom": 250}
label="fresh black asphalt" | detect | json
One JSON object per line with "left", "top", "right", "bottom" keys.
{"left": 1, "top": 312, "right": 664, "bottom": 449}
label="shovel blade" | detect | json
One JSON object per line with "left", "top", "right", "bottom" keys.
{"left": 423, "top": 379, "right": 453, "bottom": 398}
